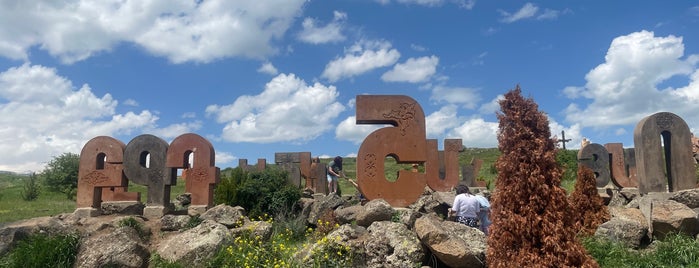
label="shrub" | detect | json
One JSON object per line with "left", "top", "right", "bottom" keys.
{"left": 487, "top": 86, "right": 597, "bottom": 267}
{"left": 569, "top": 166, "right": 610, "bottom": 235}
{"left": 21, "top": 173, "right": 41, "bottom": 201}
{"left": 215, "top": 166, "right": 301, "bottom": 219}
{"left": 0, "top": 233, "right": 80, "bottom": 268}
{"left": 41, "top": 153, "right": 79, "bottom": 200}
{"left": 209, "top": 225, "right": 299, "bottom": 267}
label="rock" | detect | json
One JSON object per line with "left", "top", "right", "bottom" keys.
{"left": 335, "top": 205, "right": 363, "bottom": 225}
{"left": 649, "top": 200, "right": 699, "bottom": 239}
{"left": 200, "top": 204, "right": 246, "bottom": 228}
{"left": 308, "top": 194, "right": 345, "bottom": 225}
{"left": 415, "top": 214, "right": 486, "bottom": 268}
{"left": 75, "top": 227, "right": 149, "bottom": 268}
{"left": 0, "top": 216, "right": 76, "bottom": 255}
{"left": 365, "top": 221, "right": 425, "bottom": 268}
{"left": 297, "top": 224, "right": 368, "bottom": 267}
{"left": 230, "top": 220, "right": 273, "bottom": 242}
{"left": 394, "top": 207, "right": 419, "bottom": 228}
{"left": 156, "top": 220, "right": 230, "bottom": 265}
{"left": 356, "top": 199, "right": 394, "bottom": 227}
{"left": 607, "top": 190, "right": 630, "bottom": 207}
{"left": 100, "top": 201, "right": 144, "bottom": 215}
{"left": 669, "top": 188, "right": 699, "bottom": 209}
{"left": 175, "top": 193, "right": 192, "bottom": 207}
{"left": 595, "top": 218, "right": 648, "bottom": 249}
{"left": 297, "top": 197, "right": 315, "bottom": 223}
{"left": 160, "top": 215, "right": 192, "bottom": 231}
{"left": 432, "top": 191, "right": 456, "bottom": 207}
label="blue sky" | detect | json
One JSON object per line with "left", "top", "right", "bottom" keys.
{"left": 0, "top": 0, "right": 698, "bottom": 173}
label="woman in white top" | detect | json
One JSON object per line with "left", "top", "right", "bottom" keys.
{"left": 451, "top": 184, "right": 480, "bottom": 227}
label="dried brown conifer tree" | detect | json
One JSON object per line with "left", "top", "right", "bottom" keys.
{"left": 569, "top": 166, "right": 610, "bottom": 235}
{"left": 486, "top": 86, "right": 598, "bottom": 268}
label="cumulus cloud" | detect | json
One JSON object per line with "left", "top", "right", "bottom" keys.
{"left": 425, "top": 105, "right": 460, "bottom": 138}
{"left": 375, "top": 0, "right": 476, "bottom": 9}
{"left": 321, "top": 40, "right": 401, "bottom": 82}
{"left": 0, "top": 64, "right": 195, "bottom": 172}
{"left": 257, "top": 62, "right": 279, "bottom": 75}
{"left": 430, "top": 85, "right": 481, "bottom": 109}
{"left": 215, "top": 151, "right": 237, "bottom": 165}
{"left": 206, "top": 73, "right": 345, "bottom": 143}
{"left": 478, "top": 94, "right": 504, "bottom": 115}
{"left": 298, "top": 11, "right": 347, "bottom": 44}
{"left": 335, "top": 116, "right": 384, "bottom": 144}
{"left": 381, "top": 55, "right": 439, "bottom": 83}
{"left": 563, "top": 30, "right": 699, "bottom": 129}
{"left": 448, "top": 117, "right": 498, "bottom": 148}
{"left": 0, "top": 0, "right": 306, "bottom": 64}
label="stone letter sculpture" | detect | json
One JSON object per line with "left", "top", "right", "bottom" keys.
{"left": 634, "top": 112, "right": 695, "bottom": 194}
{"left": 124, "top": 134, "right": 177, "bottom": 217}
{"left": 426, "top": 139, "right": 463, "bottom": 191}
{"left": 76, "top": 136, "right": 139, "bottom": 215}
{"left": 356, "top": 95, "right": 427, "bottom": 207}
{"left": 604, "top": 143, "right": 638, "bottom": 188}
{"left": 577, "top": 143, "right": 611, "bottom": 188}
{"left": 166, "top": 133, "right": 220, "bottom": 212}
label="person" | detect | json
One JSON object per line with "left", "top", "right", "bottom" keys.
{"left": 474, "top": 192, "right": 491, "bottom": 235}
{"left": 327, "top": 156, "right": 343, "bottom": 194}
{"left": 450, "top": 184, "right": 480, "bottom": 227}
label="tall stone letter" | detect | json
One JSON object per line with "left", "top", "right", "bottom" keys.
{"left": 577, "top": 143, "right": 611, "bottom": 188}
{"left": 166, "top": 133, "right": 220, "bottom": 213}
{"left": 426, "top": 139, "right": 462, "bottom": 191}
{"left": 356, "top": 95, "right": 427, "bottom": 207}
{"left": 604, "top": 143, "right": 638, "bottom": 188}
{"left": 124, "top": 134, "right": 176, "bottom": 217}
{"left": 634, "top": 112, "right": 695, "bottom": 194}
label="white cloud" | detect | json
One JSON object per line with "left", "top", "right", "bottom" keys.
{"left": 448, "top": 117, "right": 498, "bottom": 148}
{"left": 335, "top": 116, "right": 384, "bottom": 144}
{"left": 410, "top": 44, "right": 427, "bottom": 52}
{"left": 430, "top": 85, "right": 481, "bottom": 109}
{"left": 123, "top": 99, "right": 139, "bottom": 106}
{"left": 181, "top": 112, "right": 196, "bottom": 119}
{"left": 478, "top": 94, "right": 504, "bottom": 115}
{"left": 257, "top": 62, "right": 279, "bottom": 75}
{"left": 321, "top": 40, "right": 401, "bottom": 82}
{"left": 381, "top": 56, "right": 439, "bottom": 83}
{"left": 215, "top": 151, "right": 237, "bottom": 164}
{"left": 564, "top": 31, "right": 699, "bottom": 129}
{"left": 376, "top": 0, "right": 476, "bottom": 9}
{"left": 548, "top": 119, "right": 582, "bottom": 149}
{"left": 0, "top": 0, "right": 306, "bottom": 64}
{"left": 206, "top": 73, "right": 345, "bottom": 143}
{"left": 499, "top": 3, "right": 539, "bottom": 23}
{"left": 298, "top": 11, "right": 347, "bottom": 44}
{"left": 0, "top": 64, "right": 184, "bottom": 172}
{"left": 425, "top": 105, "right": 460, "bottom": 138}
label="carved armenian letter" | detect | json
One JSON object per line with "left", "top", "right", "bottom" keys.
{"left": 166, "top": 133, "right": 220, "bottom": 209}
{"left": 426, "top": 139, "right": 462, "bottom": 191}
{"left": 123, "top": 134, "right": 176, "bottom": 216}
{"left": 356, "top": 95, "right": 427, "bottom": 207}
{"left": 77, "top": 136, "right": 138, "bottom": 209}
{"left": 577, "top": 143, "right": 611, "bottom": 188}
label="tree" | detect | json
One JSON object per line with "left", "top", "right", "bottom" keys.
{"left": 486, "top": 86, "right": 597, "bottom": 267}
{"left": 569, "top": 166, "right": 610, "bottom": 235}
{"left": 21, "top": 173, "right": 41, "bottom": 201}
{"left": 42, "top": 152, "right": 79, "bottom": 200}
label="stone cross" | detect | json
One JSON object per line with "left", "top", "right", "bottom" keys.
{"left": 557, "top": 130, "right": 572, "bottom": 150}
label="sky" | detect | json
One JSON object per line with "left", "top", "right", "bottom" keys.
{"left": 0, "top": 0, "right": 698, "bottom": 173}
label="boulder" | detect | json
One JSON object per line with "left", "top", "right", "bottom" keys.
{"left": 335, "top": 205, "right": 363, "bottom": 225}
{"left": 394, "top": 207, "right": 419, "bottom": 228}
{"left": 356, "top": 199, "right": 394, "bottom": 227}
{"left": 230, "top": 220, "right": 274, "bottom": 242}
{"left": 100, "top": 201, "right": 144, "bottom": 215}
{"left": 649, "top": 200, "right": 699, "bottom": 239}
{"left": 669, "top": 188, "right": 699, "bottom": 209}
{"left": 156, "top": 220, "right": 230, "bottom": 265}
{"left": 365, "top": 221, "right": 425, "bottom": 268}
{"left": 200, "top": 204, "right": 246, "bottom": 228}
{"left": 308, "top": 194, "right": 346, "bottom": 225}
{"left": 74, "top": 227, "right": 149, "bottom": 268}
{"left": 160, "top": 215, "right": 192, "bottom": 231}
{"left": 297, "top": 224, "right": 368, "bottom": 267}
{"left": 595, "top": 216, "right": 648, "bottom": 249}
{"left": 0, "top": 216, "right": 75, "bottom": 255}
{"left": 415, "top": 214, "right": 486, "bottom": 268}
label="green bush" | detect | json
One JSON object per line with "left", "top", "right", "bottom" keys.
{"left": 21, "top": 173, "right": 41, "bottom": 201}
{"left": 41, "top": 153, "right": 79, "bottom": 200}
{"left": 215, "top": 167, "right": 301, "bottom": 219}
{"left": 0, "top": 233, "right": 80, "bottom": 268}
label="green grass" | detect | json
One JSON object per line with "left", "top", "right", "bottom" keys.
{"left": 582, "top": 233, "right": 699, "bottom": 268}
{"left": 0, "top": 232, "right": 80, "bottom": 268}
{"left": 0, "top": 173, "right": 187, "bottom": 224}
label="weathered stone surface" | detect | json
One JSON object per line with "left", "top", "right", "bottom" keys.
{"left": 607, "top": 190, "right": 630, "bottom": 207}
{"left": 308, "top": 194, "right": 345, "bottom": 225}
{"left": 394, "top": 207, "right": 419, "bottom": 228}
{"left": 335, "top": 205, "right": 364, "bottom": 225}
{"left": 230, "top": 220, "right": 273, "bottom": 242}
{"left": 156, "top": 220, "right": 229, "bottom": 265}
{"left": 605, "top": 143, "right": 638, "bottom": 188}
{"left": 415, "top": 214, "right": 486, "bottom": 268}
{"left": 365, "top": 221, "right": 425, "bottom": 268}
{"left": 426, "top": 139, "right": 462, "bottom": 191}
{"left": 75, "top": 227, "right": 149, "bottom": 268}
{"left": 649, "top": 200, "right": 699, "bottom": 239}
{"left": 77, "top": 136, "right": 137, "bottom": 210}
{"left": 356, "top": 95, "right": 427, "bottom": 207}
{"left": 634, "top": 112, "right": 695, "bottom": 194}
{"left": 160, "top": 215, "right": 192, "bottom": 231}
{"left": 297, "top": 224, "right": 368, "bottom": 267}
{"left": 669, "top": 188, "right": 699, "bottom": 209}
{"left": 124, "top": 134, "right": 176, "bottom": 207}
{"left": 101, "top": 201, "right": 144, "bottom": 215}
{"left": 0, "top": 216, "right": 76, "bottom": 255}
{"left": 356, "top": 199, "right": 394, "bottom": 227}
{"left": 595, "top": 218, "right": 648, "bottom": 249}
{"left": 200, "top": 204, "right": 246, "bottom": 228}
{"left": 432, "top": 191, "right": 455, "bottom": 207}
